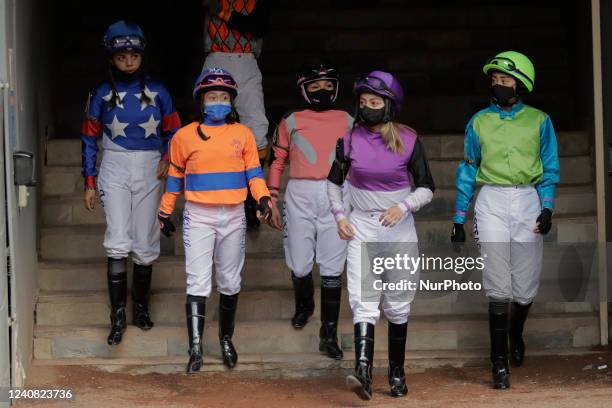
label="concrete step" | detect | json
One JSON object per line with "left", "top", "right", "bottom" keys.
{"left": 65, "top": 216, "right": 597, "bottom": 259}
{"left": 32, "top": 347, "right": 605, "bottom": 377}
{"left": 39, "top": 214, "right": 597, "bottom": 261}
{"left": 420, "top": 185, "right": 595, "bottom": 218}
{"left": 33, "top": 312, "right": 599, "bottom": 360}
{"left": 38, "top": 255, "right": 290, "bottom": 292}
{"left": 42, "top": 194, "right": 188, "bottom": 227}
{"left": 420, "top": 131, "right": 591, "bottom": 161}
{"left": 42, "top": 153, "right": 593, "bottom": 196}
{"left": 39, "top": 224, "right": 285, "bottom": 259}
{"left": 31, "top": 351, "right": 490, "bottom": 377}
{"left": 430, "top": 155, "right": 592, "bottom": 188}
{"left": 39, "top": 243, "right": 601, "bottom": 296}
{"left": 42, "top": 163, "right": 292, "bottom": 197}
{"left": 412, "top": 215, "right": 597, "bottom": 246}
{"left": 42, "top": 185, "right": 595, "bottom": 226}
{"left": 35, "top": 288, "right": 313, "bottom": 326}
{"left": 37, "top": 242, "right": 602, "bottom": 318}
{"left": 35, "top": 285, "right": 599, "bottom": 327}
{"left": 42, "top": 189, "right": 291, "bottom": 227}
{"left": 44, "top": 131, "right": 590, "bottom": 167}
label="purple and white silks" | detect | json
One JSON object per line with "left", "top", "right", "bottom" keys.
{"left": 327, "top": 126, "right": 433, "bottom": 221}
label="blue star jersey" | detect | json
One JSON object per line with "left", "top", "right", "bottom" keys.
{"left": 81, "top": 75, "right": 181, "bottom": 189}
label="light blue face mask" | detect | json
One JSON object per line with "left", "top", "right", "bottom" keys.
{"left": 203, "top": 102, "right": 232, "bottom": 126}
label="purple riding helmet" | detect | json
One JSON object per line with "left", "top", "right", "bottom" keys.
{"left": 353, "top": 70, "right": 404, "bottom": 112}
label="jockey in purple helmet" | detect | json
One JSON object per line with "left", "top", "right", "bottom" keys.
{"left": 327, "top": 70, "right": 435, "bottom": 401}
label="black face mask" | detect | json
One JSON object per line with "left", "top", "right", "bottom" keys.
{"left": 305, "top": 89, "right": 335, "bottom": 110}
{"left": 491, "top": 84, "right": 518, "bottom": 107}
{"left": 359, "top": 106, "right": 386, "bottom": 126}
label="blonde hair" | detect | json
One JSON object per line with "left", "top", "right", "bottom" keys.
{"left": 378, "top": 122, "right": 416, "bottom": 154}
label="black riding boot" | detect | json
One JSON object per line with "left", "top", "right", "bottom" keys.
{"left": 388, "top": 321, "right": 408, "bottom": 397}
{"left": 132, "top": 264, "right": 154, "bottom": 330}
{"left": 345, "top": 322, "right": 374, "bottom": 400}
{"left": 186, "top": 295, "right": 206, "bottom": 374}
{"left": 509, "top": 302, "right": 532, "bottom": 366}
{"left": 107, "top": 257, "right": 127, "bottom": 345}
{"left": 319, "top": 276, "right": 343, "bottom": 360}
{"left": 291, "top": 272, "right": 315, "bottom": 328}
{"left": 489, "top": 301, "right": 511, "bottom": 389}
{"left": 219, "top": 293, "right": 239, "bottom": 368}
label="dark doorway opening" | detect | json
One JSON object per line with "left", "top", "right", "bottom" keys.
{"left": 45, "top": 0, "right": 593, "bottom": 140}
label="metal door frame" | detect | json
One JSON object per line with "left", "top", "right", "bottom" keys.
{"left": 0, "top": 0, "right": 11, "bottom": 404}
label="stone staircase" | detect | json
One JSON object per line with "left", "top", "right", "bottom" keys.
{"left": 33, "top": 131, "right": 601, "bottom": 376}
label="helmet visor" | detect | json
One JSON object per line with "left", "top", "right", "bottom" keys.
{"left": 297, "top": 67, "right": 337, "bottom": 86}
{"left": 306, "top": 67, "right": 336, "bottom": 78}
{"left": 485, "top": 57, "right": 534, "bottom": 87}
{"left": 200, "top": 74, "right": 237, "bottom": 88}
{"left": 106, "top": 35, "right": 145, "bottom": 51}
{"left": 354, "top": 75, "right": 396, "bottom": 99}
{"left": 194, "top": 74, "right": 238, "bottom": 100}
{"left": 300, "top": 77, "right": 338, "bottom": 88}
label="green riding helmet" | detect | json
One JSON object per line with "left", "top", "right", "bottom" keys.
{"left": 483, "top": 51, "right": 535, "bottom": 93}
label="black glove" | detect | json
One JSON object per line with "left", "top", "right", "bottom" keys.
{"left": 451, "top": 223, "right": 466, "bottom": 253}
{"left": 158, "top": 214, "right": 176, "bottom": 238}
{"left": 256, "top": 196, "right": 273, "bottom": 223}
{"left": 535, "top": 208, "right": 553, "bottom": 235}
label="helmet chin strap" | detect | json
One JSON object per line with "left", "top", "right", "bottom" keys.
{"left": 382, "top": 101, "right": 394, "bottom": 122}
{"left": 196, "top": 124, "right": 211, "bottom": 141}
{"left": 300, "top": 86, "right": 312, "bottom": 105}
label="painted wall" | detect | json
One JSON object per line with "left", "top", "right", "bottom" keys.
{"left": 0, "top": 2, "right": 10, "bottom": 403}
{"left": 2, "top": 0, "right": 43, "bottom": 387}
